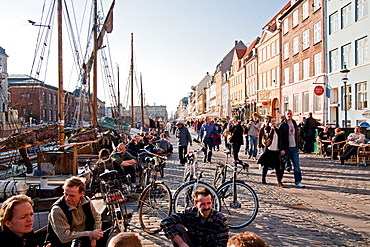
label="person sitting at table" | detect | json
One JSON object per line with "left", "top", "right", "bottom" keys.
{"left": 340, "top": 126, "right": 366, "bottom": 165}
{"left": 327, "top": 127, "right": 346, "bottom": 159}
{"left": 317, "top": 126, "right": 332, "bottom": 158}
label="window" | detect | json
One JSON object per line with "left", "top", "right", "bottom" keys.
{"left": 284, "top": 67, "right": 290, "bottom": 85}
{"left": 314, "top": 94, "right": 322, "bottom": 111}
{"left": 314, "top": 21, "right": 322, "bottom": 44}
{"left": 293, "top": 36, "right": 299, "bottom": 55}
{"left": 43, "top": 92, "right": 47, "bottom": 104}
{"left": 329, "top": 12, "right": 339, "bottom": 34}
{"left": 302, "top": 1, "right": 309, "bottom": 20}
{"left": 293, "top": 94, "right": 299, "bottom": 113}
{"left": 341, "top": 4, "right": 352, "bottom": 28}
{"left": 293, "top": 10, "right": 299, "bottom": 27}
{"left": 283, "top": 18, "right": 289, "bottom": 34}
{"left": 276, "top": 40, "right": 280, "bottom": 54}
{"left": 330, "top": 88, "right": 339, "bottom": 104}
{"left": 294, "top": 62, "right": 300, "bottom": 82}
{"left": 49, "top": 93, "right": 52, "bottom": 105}
{"left": 313, "top": 0, "right": 321, "bottom": 12}
{"left": 303, "top": 58, "right": 310, "bottom": 79}
{"left": 271, "top": 42, "right": 276, "bottom": 56}
{"left": 314, "top": 52, "right": 322, "bottom": 75}
{"left": 342, "top": 43, "right": 353, "bottom": 68}
{"left": 356, "top": 0, "right": 368, "bottom": 21}
{"left": 329, "top": 49, "right": 339, "bottom": 73}
{"left": 303, "top": 92, "right": 309, "bottom": 113}
{"left": 341, "top": 84, "right": 352, "bottom": 110}
{"left": 356, "top": 36, "right": 368, "bottom": 65}
{"left": 356, "top": 82, "right": 367, "bottom": 109}
{"left": 284, "top": 96, "right": 289, "bottom": 113}
{"left": 284, "top": 42, "right": 289, "bottom": 60}
{"left": 302, "top": 29, "right": 310, "bottom": 50}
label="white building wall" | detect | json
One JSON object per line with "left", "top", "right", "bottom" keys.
{"left": 326, "top": 0, "right": 370, "bottom": 127}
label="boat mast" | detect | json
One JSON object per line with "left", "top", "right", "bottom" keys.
{"left": 58, "top": 0, "right": 65, "bottom": 145}
{"left": 130, "top": 33, "right": 134, "bottom": 128}
{"left": 140, "top": 73, "right": 144, "bottom": 129}
{"left": 93, "top": 0, "right": 98, "bottom": 128}
{"left": 117, "top": 64, "right": 120, "bottom": 118}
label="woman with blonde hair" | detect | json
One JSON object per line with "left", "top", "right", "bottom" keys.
{"left": 0, "top": 195, "right": 38, "bottom": 247}
{"left": 108, "top": 232, "right": 142, "bottom": 247}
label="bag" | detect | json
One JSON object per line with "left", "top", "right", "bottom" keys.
{"left": 211, "top": 130, "right": 222, "bottom": 145}
{"left": 262, "top": 137, "right": 272, "bottom": 147}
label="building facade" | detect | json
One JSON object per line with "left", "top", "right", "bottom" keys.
{"left": 326, "top": 0, "right": 370, "bottom": 127}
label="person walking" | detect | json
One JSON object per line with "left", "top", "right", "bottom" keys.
{"left": 222, "top": 116, "right": 233, "bottom": 151}
{"left": 258, "top": 117, "right": 285, "bottom": 188}
{"left": 242, "top": 119, "right": 249, "bottom": 155}
{"left": 175, "top": 121, "right": 192, "bottom": 166}
{"left": 303, "top": 112, "right": 318, "bottom": 153}
{"left": 200, "top": 116, "right": 217, "bottom": 163}
{"left": 228, "top": 118, "right": 244, "bottom": 162}
{"left": 279, "top": 109, "right": 305, "bottom": 188}
{"left": 247, "top": 113, "right": 261, "bottom": 160}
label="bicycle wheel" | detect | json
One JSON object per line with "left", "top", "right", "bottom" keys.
{"left": 217, "top": 181, "right": 258, "bottom": 229}
{"left": 173, "top": 181, "right": 220, "bottom": 213}
{"left": 138, "top": 182, "right": 172, "bottom": 234}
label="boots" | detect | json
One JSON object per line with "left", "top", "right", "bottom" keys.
{"left": 276, "top": 173, "right": 285, "bottom": 188}
{"left": 262, "top": 166, "right": 267, "bottom": 184}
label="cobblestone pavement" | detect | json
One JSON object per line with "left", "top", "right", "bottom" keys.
{"left": 122, "top": 130, "right": 370, "bottom": 246}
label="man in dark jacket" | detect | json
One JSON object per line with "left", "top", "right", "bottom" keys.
{"left": 176, "top": 121, "right": 192, "bottom": 166}
{"left": 279, "top": 110, "right": 305, "bottom": 188}
{"left": 303, "top": 112, "right": 318, "bottom": 153}
{"left": 229, "top": 118, "right": 244, "bottom": 162}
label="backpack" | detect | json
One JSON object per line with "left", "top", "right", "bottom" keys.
{"left": 211, "top": 130, "right": 222, "bottom": 145}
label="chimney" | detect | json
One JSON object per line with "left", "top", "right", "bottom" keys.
{"left": 235, "top": 40, "right": 238, "bottom": 46}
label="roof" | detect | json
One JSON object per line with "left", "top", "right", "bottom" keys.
{"left": 215, "top": 40, "right": 247, "bottom": 74}
{"left": 262, "top": 2, "right": 291, "bottom": 31}
{"left": 242, "top": 37, "right": 260, "bottom": 60}
{"left": 8, "top": 74, "right": 44, "bottom": 84}
{"left": 0, "top": 46, "right": 8, "bottom": 56}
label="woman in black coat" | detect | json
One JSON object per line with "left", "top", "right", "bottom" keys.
{"left": 258, "top": 117, "right": 285, "bottom": 188}
{"left": 229, "top": 118, "right": 244, "bottom": 162}
{"left": 0, "top": 195, "right": 39, "bottom": 247}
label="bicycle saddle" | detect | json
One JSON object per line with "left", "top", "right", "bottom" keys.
{"left": 99, "top": 170, "right": 118, "bottom": 180}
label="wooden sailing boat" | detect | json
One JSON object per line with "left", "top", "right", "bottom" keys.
{"left": 0, "top": 0, "right": 121, "bottom": 206}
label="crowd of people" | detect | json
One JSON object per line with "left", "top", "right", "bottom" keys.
{"left": 2, "top": 111, "right": 367, "bottom": 247}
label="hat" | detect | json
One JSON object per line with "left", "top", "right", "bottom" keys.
{"left": 176, "top": 121, "right": 184, "bottom": 125}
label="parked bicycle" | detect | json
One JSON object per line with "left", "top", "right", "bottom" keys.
{"left": 96, "top": 170, "right": 132, "bottom": 234}
{"left": 173, "top": 144, "right": 220, "bottom": 213}
{"left": 214, "top": 149, "right": 259, "bottom": 228}
{"left": 138, "top": 150, "right": 172, "bottom": 234}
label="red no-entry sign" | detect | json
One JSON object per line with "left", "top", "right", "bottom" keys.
{"left": 314, "top": 85, "right": 324, "bottom": 96}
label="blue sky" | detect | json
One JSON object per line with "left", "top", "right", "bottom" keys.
{"left": 1, "top": 0, "right": 288, "bottom": 116}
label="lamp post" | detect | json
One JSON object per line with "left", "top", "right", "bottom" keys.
{"left": 340, "top": 64, "right": 350, "bottom": 127}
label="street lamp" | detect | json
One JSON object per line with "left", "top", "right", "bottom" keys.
{"left": 340, "top": 64, "right": 350, "bottom": 127}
